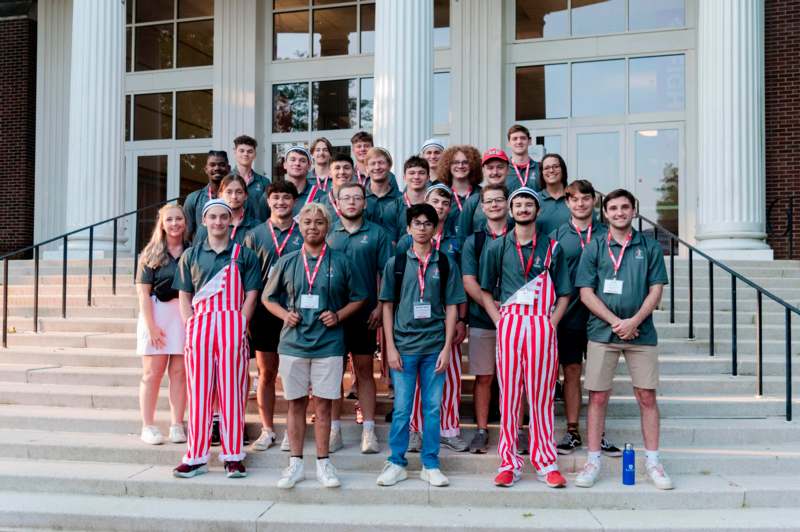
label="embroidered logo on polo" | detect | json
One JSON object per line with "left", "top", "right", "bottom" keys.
{"left": 360, "top": 235, "right": 369, "bottom": 244}
{"left": 432, "top": 267, "right": 440, "bottom": 279}
{"left": 635, "top": 248, "right": 644, "bottom": 259}
{"left": 534, "top": 256, "right": 542, "bottom": 268}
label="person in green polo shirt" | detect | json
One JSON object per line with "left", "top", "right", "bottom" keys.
{"left": 263, "top": 202, "right": 367, "bottom": 490}
{"left": 183, "top": 150, "right": 230, "bottom": 240}
{"left": 574, "top": 188, "right": 672, "bottom": 490}
{"left": 326, "top": 181, "right": 392, "bottom": 455}
{"left": 376, "top": 203, "right": 467, "bottom": 488}
{"left": 231, "top": 134, "right": 271, "bottom": 223}
{"left": 281, "top": 146, "right": 324, "bottom": 216}
{"left": 438, "top": 145, "right": 482, "bottom": 238}
{"left": 318, "top": 153, "right": 356, "bottom": 226}
{"left": 394, "top": 155, "right": 431, "bottom": 223}
{"left": 458, "top": 148, "right": 512, "bottom": 240}
{"left": 192, "top": 175, "right": 260, "bottom": 246}
{"left": 419, "top": 138, "right": 445, "bottom": 183}
{"left": 506, "top": 124, "right": 541, "bottom": 193}
{"left": 365, "top": 147, "right": 403, "bottom": 244}
{"left": 535, "top": 153, "right": 571, "bottom": 235}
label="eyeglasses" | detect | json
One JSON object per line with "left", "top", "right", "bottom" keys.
{"left": 482, "top": 198, "right": 506, "bottom": 205}
{"left": 410, "top": 220, "right": 434, "bottom": 229}
{"left": 338, "top": 195, "right": 364, "bottom": 203}
{"left": 451, "top": 160, "right": 469, "bottom": 167}
{"left": 543, "top": 164, "right": 561, "bottom": 171}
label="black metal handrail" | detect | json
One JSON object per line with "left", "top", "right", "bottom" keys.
{"left": 767, "top": 195, "right": 795, "bottom": 259}
{"left": 1, "top": 197, "right": 180, "bottom": 348}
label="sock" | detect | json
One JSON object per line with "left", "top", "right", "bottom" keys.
{"left": 290, "top": 455, "right": 303, "bottom": 463}
{"left": 567, "top": 422, "right": 579, "bottom": 434}
{"left": 363, "top": 420, "right": 375, "bottom": 431}
{"left": 331, "top": 420, "right": 341, "bottom": 431}
{"left": 645, "top": 449, "right": 660, "bottom": 466}
{"left": 587, "top": 451, "right": 602, "bottom": 466}
{"left": 317, "top": 456, "right": 329, "bottom": 462}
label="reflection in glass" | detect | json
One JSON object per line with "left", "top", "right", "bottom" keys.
{"left": 127, "top": 0, "right": 133, "bottom": 24}
{"left": 136, "top": 155, "right": 168, "bottom": 252}
{"left": 572, "top": 60, "right": 625, "bottom": 117}
{"left": 535, "top": 135, "right": 562, "bottom": 157}
{"left": 274, "top": 0, "right": 308, "bottom": 9}
{"left": 629, "top": 55, "right": 685, "bottom": 113}
{"left": 571, "top": 0, "right": 624, "bottom": 36}
{"left": 177, "top": 20, "right": 213, "bottom": 67}
{"left": 180, "top": 153, "right": 210, "bottom": 199}
{"left": 176, "top": 90, "right": 213, "bottom": 139}
{"left": 433, "top": 72, "right": 450, "bottom": 127}
{"left": 313, "top": 6, "right": 357, "bottom": 57}
{"left": 576, "top": 132, "right": 620, "bottom": 195}
{"left": 134, "top": 93, "right": 173, "bottom": 140}
{"left": 360, "top": 3, "right": 375, "bottom": 54}
{"left": 313, "top": 79, "right": 357, "bottom": 130}
{"left": 434, "top": 0, "right": 450, "bottom": 48}
{"left": 178, "top": 0, "right": 214, "bottom": 18}
{"left": 360, "top": 77, "right": 373, "bottom": 130}
{"left": 273, "top": 83, "right": 309, "bottom": 133}
{"left": 515, "top": 0, "right": 568, "bottom": 40}
{"left": 125, "top": 95, "right": 131, "bottom": 141}
{"left": 126, "top": 27, "right": 132, "bottom": 72}
{"left": 135, "top": 24, "right": 174, "bottom": 71}
{"left": 136, "top": 0, "right": 175, "bottom": 23}
{"left": 515, "top": 64, "right": 569, "bottom": 120}
{"left": 635, "top": 128, "right": 679, "bottom": 239}
{"left": 274, "top": 11, "right": 310, "bottom": 60}
{"left": 629, "top": 0, "right": 684, "bottom": 31}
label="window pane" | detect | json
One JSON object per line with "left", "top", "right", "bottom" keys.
{"left": 134, "top": 24, "right": 174, "bottom": 71}
{"left": 360, "top": 3, "right": 374, "bottom": 54}
{"left": 313, "top": 79, "right": 357, "bottom": 130}
{"left": 176, "top": 90, "right": 212, "bottom": 139}
{"left": 125, "top": 95, "right": 131, "bottom": 141}
{"left": 127, "top": 0, "right": 133, "bottom": 24}
{"left": 535, "top": 135, "right": 562, "bottom": 157}
{"left": 313, "top": 6, "right": 357, "bottom": 57}
{"left": 136, "top": 0, "right": 175, "bottom": 23}
{"left": 634, "top": 128, "right": 680, "bottom": 240}
{"left": 136, "top": 155, "right": 168, "bottom": 252}
{"left": 360, "top": 77, "right": 373, "bottom": 130}
{"left": 180, "top": 153, "right": 210, "bottom": 199}
{"left": 571, "top": 0, "right": 625, "bottom": 36}
{"left": 274, "top": 0, "right": 307, "bottom": 8}
{"left": 572, "top": 59, "right": 625, "bottom": 117}
{"left": 515, "top": 64, "right": 568, "bottom": 120}
{"left": 177, "top": 20, "right": 213, "bottom": 67}
{"left": 629, "top": 54, "right": 685, "bottom": 113}
{"left": 313, "top": 0, "right": 344, "bottom": 5}
{"left": 629, "top": 0, "right": 684, "bottom": 31}
{"left": 576, "top": 131, "right": 621, "bottom": 195}
{"left": 126, "top": 27, "right": 132, "bottom": 72}
{"left": 274, "top": 11, "right": 309, "bottom": 60}
{"left": 433, "top": 71, "right": 450, "bottom": 127}
{"left": 178, "top": 0, "right": 214, "bottom": 18}
{"left": 434, "top": 0, "right": 450, "bottom": 48}
{"left": 273, "top": 83, "right": 309, "bottom": 132}
{"left": 515, "top": 0, "right": 568, "bottom": 40}
{"left": 134, "top": 93, "right": 173, "bottom": 140}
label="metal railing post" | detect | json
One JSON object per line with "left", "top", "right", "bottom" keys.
{"left": 731, "top": 276, "right": 738, "bottom": 376}
{"left": 112, "top": 219, "right": 118, "bottom": 295}
{"left": 132, "top": 213, "right": 138, "bottom": 284}
{"left": 33, "top": 246, "right": 39, "bottom": 333}
{"left": 669, "top": 237, "right": 675, "bottom": 323}
{"left": 2, "top": 258, "right": 8, "bottom": 348}
{"left": 756, "top": 291, "right": 763, "bottom": 397}
{"left": 61, "top": 235, "right": 68, "bottom": 319}
{"left": 688, "top": 249, "right": 694, "bottom": 339}
{"left": 786, "top": 308, "right": 792, "bottom": 422}
{"left": 708, "top": 262, "right": 714, "bottom": 356}
{"left": 87, "top": 226, "right": 94, "bottom": 306}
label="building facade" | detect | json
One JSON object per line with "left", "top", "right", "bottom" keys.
{"left": 1, "top": 0, "right": 797, "bottom": 259}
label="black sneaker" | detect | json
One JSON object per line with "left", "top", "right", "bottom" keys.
{"left": 556, "top": 431, "right": 582, "bottom": 455}
{"left": 601, "top": 434, "right": 622, "bottom": 457}
{"left": 211, "top": 418, "right": 221, "bottom": 447}
{"left": 469, "top": 429, "right": 489, "bottom": 454}
{"left": 224, "top": 460, "right": 247, "bottom": 478}
{"left": 516, "top": 429, "right": 529, "bottom": 455}
{"left": 554, "top": 381, "right": 564, "bottom": 402}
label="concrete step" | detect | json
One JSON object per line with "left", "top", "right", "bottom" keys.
{"left": 0, "top": 295, "right": 138, "bottom": 310}
{"left": 0, "top": 346, "right": 141, "bottom": 367}
{"left": 2, "top": 284, "right": 138, "bottom": 297}
{"left": 4, "top": 331, "right": 137, "bottom": 349}
{"left": 0, "top": 305, "right": 138, "bottom": 319}
{"left": 661, "top": 296, "right": 798, "bottom": 314}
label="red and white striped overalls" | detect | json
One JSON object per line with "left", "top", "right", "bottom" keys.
{"left": 496, "top": 242, "right": 559, "bottom": 475}
{"left": 182, "top": 244, "right": 249, "bottom": 465}
{"left": 409, "top": 344, "right": 462, "bottom": 437}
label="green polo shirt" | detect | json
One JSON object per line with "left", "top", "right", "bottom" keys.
{"left": 173, "top": 239, "right": 261, "bottom": 294}
{"left": 136, "top": 251, "right": 183, "bottom": 302}
{"left": 479, "top": 230, "right": 571, "bottom": 303}
{"left": 550, "top": 222, "right": 608, "bottom": 331}
{"left": 396, "top": 229, "right": 461, "bottom": 264}
{"left": 357, "top": 170, "right": 399, "bottom": 193}
{"left": 461, "top": 229, "right": 511, "bottom": 330}
{"left": 448, "top": 187, "right": 480, "bottom": 241}
{"left": 316, "top": 189, "right": 345, "bottom": 228}
{"left": 505, "top": 160, "right": 541, "bottom": 193}
{"left": 326, "top": 219, "right": 391, "bottom": 314}
{"left": 574, "top": 229, "right": 668, "bottom": 345}
{"left": 379, "top": 249, "right": 467, "bottom": 355}
{"left": 263, "top": 247, "right": 368, "bottom": 358}
{"left": 192, "top": 215, "right": 260, "bottom": 246}
{"left": 290, "top": 180, "right": 326, "bottom": 217}
{"left": 243, "top": 221, "right": 304, "bottom": 288}
{"left": 366, "top": 185, "right": 403, "bottom": 244}
{"left": 183, "top": 184, "right": 214, "bottom": 240}
{"left": 536, "top": 189, "right": 570, "bottom": 236}
{"left": 232, "top": 169, "right": 272, "bottom": 223}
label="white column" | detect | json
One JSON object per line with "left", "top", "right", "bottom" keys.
{"left": 450, "top": 0, "right": 503, "bottom": 149}
{"left": 64, "top": 0, "right": 125, "bottom": 252}
{"left": 696, "top": 0, "right": 772, "bottom": 260}
{"left": 373, "top": 0, "right": 432, "bottom": 187}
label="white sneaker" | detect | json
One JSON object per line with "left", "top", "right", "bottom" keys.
{"left": 361, "top": 427, "right": 379, "bottom": 454}
{"left": 168, "top": 424, "right": 187, "bottom": 444}
{"left": 140, "top": 425, "right": 164, "bottom": 445}
{"left": 280, "top": 431, "right": 291, "bottom": 452}
{"left": 316, "top": 458, "right": 341, "bottom": 488}
{"left": 575, "top": 461, "right": 601, "bottom": 488}
{"left": 376, "top": 461, "right": 408, "bottom": 486}
{"left": 646, "top": 462, "right": 674, "bottom": 490}
{"left": 277, "top": 457, "right": 305, "bottom": 489}
{"left": 329, "top": 427, "right": 343, "bottom": 453}
{"left": 251, "top": 428, "right": 277, "bottom": 451}
{"left": 420, "top": 467, "right": 449, "bottom": 487}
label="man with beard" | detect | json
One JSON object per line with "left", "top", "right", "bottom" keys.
{"left": 458, "top": 148, "right": 512, "bottom": 239}
{"left": 184, "top": 150, "right": 230, "bottom": 240}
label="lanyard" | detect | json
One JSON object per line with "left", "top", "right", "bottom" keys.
{"left": 229, "top": 212, "right": 244, "bottom": 240}
{"left": 413, "top": 250, "right": 432, "bottom": 301}
{"left": 572, "top": 222, "right": 593, "bottom": 249}
{"left": 432, "top": 229, "right": 443, "bottom": 251}
{"left": 490, "top": 226, "right": 508, "bottom": 240}
{"left": 403, "top": 192, "right": 412, "bottom": 208}
{"left": 301, "top": 244, "right": 327, "bottom": 294}
{"left": 268, "top": 220, "right": 296, "bottom": 257}
{"left": 306, "top": 184, "right": 320, "bottom": 205}
{"left": 327, "top": 190, "right": 342, "bottom": 218}
{"left": 206, "top": 186, "right": 215, "bottom": 200}
{"left": 451, "top": 186, "right": 471, "bottom": 212}
{"left": 606, "top": 231, "right": 632, "bottom": 278}
{"left": 356, "top": 171, "right": 368, "bottom": 187}
{"left": 316, "top": 173, "right": 330, "bottom": 191}
{"left": 513, "top": 162, "right": 530, "bottom": 187}
{"left": 515, "top": 232, "right": 537, "bottom": 280}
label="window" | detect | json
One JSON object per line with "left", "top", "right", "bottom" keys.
{"left": 312, "top": 79, "right": 358, "bottom": 130}
{"left": 629, "top": 0, "right": 684, "bottom": 31}
{"left": 629, "top": 55, "right": 685, "bottom": 114}
{"left": 571, "top": 0, "right": 625, "bottom": 36}
{"left": 515, "top": 63, "right": 569, "bottom": 120}
{"left": 434, "top": 0, "right": 450, "bottom": 48}
{"left": 433, "top": 71, "right": 451, "bottom": 128}
{"left": 176, "top": 90, "right": 213, "bottom": 139}
{"left": 572, "top": 59, "right": 626, "bottom": 117}
{"left": 130, "top": 89, "right": 213, "bottom": 141}
{"left": 126, "top": 0, "right": 214, "bottom": 72}
{"left": 180, "top": 152, "right": 211, "bottom": 198}
{"left": 634, "top": 128, "right": 680, "bottom": 236}
{"left": 272, "top": 78, "right": 371, "bottom": 133}
{"left": 516, "top": 0, "right": 568, "bottom": 40}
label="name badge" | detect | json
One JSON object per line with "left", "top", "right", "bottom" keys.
{"left": 603, "top": 279, "right": 624, "bottom": 295}
{"left": 300, "top": 294, "right": 320, "bottom": 309}
{"left": 515, "top": 290, "right": 536, "bottom": 306}
{"left": 413, "top": 302, "right": 432, "bottom": 319}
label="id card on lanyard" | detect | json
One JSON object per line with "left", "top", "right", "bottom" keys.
{"left": 603, "top": 232, "right": 631, "bottom": 295}
{"left": 514, "top": 233, "right": 537, "bottom": 305}
{"left": 412, "top": 250, "right": 432, "bottom": 319}
{"left": 300, "top": 244, "right": 326, "bottom": 309}
{"left": 267, "top": 221, "right": 296, "bottom": 279}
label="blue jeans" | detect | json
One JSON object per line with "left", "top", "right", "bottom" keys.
{"left": 388, "top": 352, "right": 445, "bottom": 469}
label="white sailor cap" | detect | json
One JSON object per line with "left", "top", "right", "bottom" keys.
{"left": 419, "top": 138, "right": 445, "bottom": 153}
{"left": 425, "top": 182, "right": 452, "bottom": 199}
{"left": 508, "top": 187, "right": 540, "bottom": 208}
{"left": 285, "top": 145, "right": 311, "bottom": 161}
{"left": 202, "top": 198, "right": 232, "bottom": 218}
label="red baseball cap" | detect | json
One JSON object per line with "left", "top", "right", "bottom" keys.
{"left": 482, "top": 148, "right": 509, "bottom": 165}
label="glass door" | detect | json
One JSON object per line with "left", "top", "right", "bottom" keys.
{"left": 134, "top": 153, "right": 168, "bottom": 252}
{"left": 568, "top": 126, "right": 626, "bottom": 196}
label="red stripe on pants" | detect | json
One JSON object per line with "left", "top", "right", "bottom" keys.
{"left": 409, "top": 343, "right": 462, "bottom": 437}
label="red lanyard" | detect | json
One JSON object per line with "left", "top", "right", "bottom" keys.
{"left": 513, "top": 162, "right": 530, "bottom": 187}
{"left": 572, "top": 222, "right": 593, "bottom": 249}
{"left": 403, "top": 192, "right": 412, "bottom": 208}
{"left": 327, "top": 190, "right": 342, "bottom": 218}
{"left": 451, "top": 186, "right": 471, "bottom": 212}
{"left": 229, "top": 212, "right": 244, "bottom": 240}
{"left": 206, "top": 186, "right": 215, "bottom": 200}
{"left": 606, "top": 231, "right": 632, "bottom": 278}
{"left": 316, "top": 174, "right": 330, "bottom": 191}
{"left": 301, "top": 244, "right": 327, "bottom": 294}
{"left": 356, "top": 171, "right": 368, "bottom": 187}
{"left": 306, "top": 184, "right": 320, "bottom": 205}
{"left": 515, "top": 232, "right": 537, "bottom": 279}
{"left": 268, "top": 220, "right": 296, "bottom": 257}
{"left": 413, "top": 250, "right": 432, "bottom": 301}
{"left": 432, "top": 229, "right": 443, "bottom": 251}
{"left": 490, "top": 226, "right": 508, "bottom": 240}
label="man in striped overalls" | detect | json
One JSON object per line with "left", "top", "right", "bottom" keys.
{"left": 479, "top": 187, "right": 572, "bottom": 488}
{"left": 172, "top": 199, "right": 262, "bottom": 479}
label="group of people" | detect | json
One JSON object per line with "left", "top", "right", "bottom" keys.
{"left": 135, "top": 126, "right": 673, "bottom": 491}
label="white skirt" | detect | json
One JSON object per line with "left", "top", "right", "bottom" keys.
{"left": 136, "top": 296, "right": 186, "bottom": 356}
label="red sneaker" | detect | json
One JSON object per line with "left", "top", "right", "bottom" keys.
{"left": 539, "top": 470, "right": 567, "bottom": 488}
{"left": 224, "top": 460, "right": 247, "bottom": 479}
{"left": 494, "top": 470, "right": 520, "bottom": 487}
{"left": 173, "top": 462, "right": 208, "bottom": 479}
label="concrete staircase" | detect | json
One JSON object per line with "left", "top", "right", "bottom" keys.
{"left": 1, "top": 257, "right": 799, "bottom": 531}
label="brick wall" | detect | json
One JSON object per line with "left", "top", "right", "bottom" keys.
{"left": 765, "top": 0, "right": 800, "bottom": 260}
{"left": 0, "top": 17, "right": 36, "bottom": 256}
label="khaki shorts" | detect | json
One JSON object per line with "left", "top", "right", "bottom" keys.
{"left": 468, "top": 327, "right": 497, "bottom": 376}
{"left": 278, "top": 354, "right": 343, "bottom": 400}
{"left": 584, "top": 341, "right": 659, "bottom": 391}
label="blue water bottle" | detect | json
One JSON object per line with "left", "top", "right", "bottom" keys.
{"left": 622, "top": 443, "right": 635, "bottom": 485}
